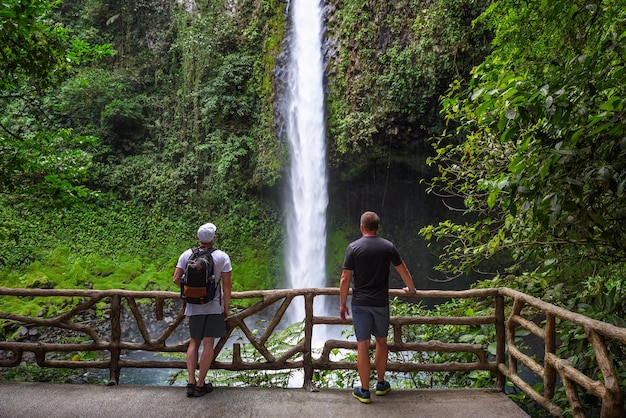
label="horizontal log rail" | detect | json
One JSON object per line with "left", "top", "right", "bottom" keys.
{"left": 0, "top": 287, "right": 625, "bottom": 417}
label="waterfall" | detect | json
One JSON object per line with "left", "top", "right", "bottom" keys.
{"left": 284, "top": 0, "right": 328, "bottom": 322}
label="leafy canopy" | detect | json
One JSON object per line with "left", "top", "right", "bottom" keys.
{"left": 0, "top": 0, "right": 112, "bottom": 93}
{"left": 422, "top": 0, "right": 626, "bottom": 277}
{"left": 0, "top": 0, "right": 113, "bottom": 204}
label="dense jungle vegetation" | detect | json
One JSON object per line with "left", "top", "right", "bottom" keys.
{"left": 2, "top": 0, "right": 625, "bottom": 414}
{"left": 1, "top": 0, "right": 495, "bottom": 293}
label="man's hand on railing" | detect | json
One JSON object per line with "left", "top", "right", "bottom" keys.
{"left": 339, "top": 305, "right": 349, "bottom": 321}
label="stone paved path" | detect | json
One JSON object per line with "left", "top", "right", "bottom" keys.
{"left": 0, "top": 382, "right": 530, "bottom": 418}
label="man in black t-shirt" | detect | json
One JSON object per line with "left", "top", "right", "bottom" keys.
{"left": 339, "top": 211, "right": 417, "bottom": 404}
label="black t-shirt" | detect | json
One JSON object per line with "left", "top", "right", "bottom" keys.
{"left": 342, "top": 235, "right": 403, "bottom": 307}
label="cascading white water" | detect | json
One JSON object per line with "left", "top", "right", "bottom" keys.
{"left": 285, "top": 0, "right": 328, "bottom": 322}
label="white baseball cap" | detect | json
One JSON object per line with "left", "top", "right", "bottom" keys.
{"left": 197, "top": 223, "right": 217, "bottom": 243}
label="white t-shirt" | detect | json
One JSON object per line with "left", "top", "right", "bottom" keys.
{"left": 176, "top": 247, "right": 232, "bottom": 316}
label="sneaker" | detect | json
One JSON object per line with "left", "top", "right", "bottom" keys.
{"left": 375, "top": 380, "right": 391, "bottom": 396}
{"left": 186, "top": 383, "right": 196, "bottom": 397}
{"left": 352, "top": 387, "right": 371, "bottom": 404}
{"left": 193, "top": 382, "right": 213, "bottom": 397}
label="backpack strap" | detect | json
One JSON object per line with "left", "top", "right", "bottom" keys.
{"left": 198, "top": 247, "right": 221, "bottom": 304}
{"left": 216, "top": 275, "right": 222, "bottom": 306}
{"left": 206, "top": 248, "right": 223, "bottom": 306}
{"left": 180, "top": 248, "right": 195, "bottom": 299}
{"left": 204, "top": 248, "right": 222, "bottom": 305}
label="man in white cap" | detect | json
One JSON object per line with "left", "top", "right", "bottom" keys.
{"left": 173, "top": 222, "right": 232, "bottom": 397}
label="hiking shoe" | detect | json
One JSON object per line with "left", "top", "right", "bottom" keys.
{"left": 352, "top": 387, "right": 371, "bottom": 404}
{"left": 186, "top": 383, "right": 195, "bottom": 397}
{"left": 194, "top": 382, "right": 213, "bottom": 397}
{"left": 375, "top": 380, "right": 391, "bottom": 396}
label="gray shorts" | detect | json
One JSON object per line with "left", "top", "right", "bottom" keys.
{"left": 188, "top": 313, "right": 227, "bottom": 340}
{"left": 352, "top": 305, "right": 390, "bottom": 342}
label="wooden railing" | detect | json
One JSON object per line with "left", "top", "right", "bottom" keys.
{"left": 0, "top": 287, "right": 625, "bottom": 417}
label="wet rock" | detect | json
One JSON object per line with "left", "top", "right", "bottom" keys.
{"left": 15, "top": 327, "right": 28, "bottom": 340}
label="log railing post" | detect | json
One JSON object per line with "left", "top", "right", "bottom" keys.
{"left": 302, "top": 291, "right": 316, "bottom": 392}
{"left": 495, "top": 293, "right": 506, "bottom": 391}
{"left": 544, "top": 313, "right": 556, "bottom": 400}
{"left": 108, "top": 294, "right": 122, "bottom": 386}
{"left": 586, "top": 329, "right": 624, "bottom": 418}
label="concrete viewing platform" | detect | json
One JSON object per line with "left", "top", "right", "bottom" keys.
{"left": 0, "top": 382, "right": 530, "bottom": 417}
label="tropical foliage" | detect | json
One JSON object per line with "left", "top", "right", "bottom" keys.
{"left": 325, "top": 0, "right": 492, "bottom": 177}
{"left": 422, "top": 2, "right": 626, "bottom": 413}
{"left": 2, "top": 0, "right": 626, "bottom": 413}
{"left": 1, "top": 0, "right": 113, "bottom": 203}
{"left": 423, "top": 0, "right": 626, "bottom": 292}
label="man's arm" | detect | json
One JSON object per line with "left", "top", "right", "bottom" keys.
{"left": 221, "top": 271, "right": 232, "bottom": 318}
{"left": 173, "top": 267, "right": 183, "bottom": 286}
{"left": 339, "top": 269, "right": 352, "bottom": 320}
{"left": 394, "top": 262, "right": 417, "bottom": 293}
